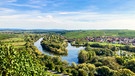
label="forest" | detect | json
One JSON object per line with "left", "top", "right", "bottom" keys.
{"left": 1, "top": 30, "right": 135, "bottom": 76}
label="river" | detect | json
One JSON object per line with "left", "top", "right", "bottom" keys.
{"left": 34, "top": 38, "right": 84, "bottom": 64}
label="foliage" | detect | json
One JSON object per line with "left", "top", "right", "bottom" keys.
{"left": 78, "top": 69, "right": 88, "bottom": 76}
{"left": 1, "top": 31, "right": 135, "bottom": 76}
{"left": 78, "top": 50, "right": 89, "bottom": 63}
{"left": 125, "top": 59, "right": 135, "bottom": 72}
{"left": 96, "top": 66, "right": 112, "bottom": 76}
{"left": 0, "top": 44, "right": 47, "bottom": 76}
{"left": 115, "top": 56, "right": 124, "bottom": 65}
{"left": 41, "top": 34, "right": 68, "bottom": 55}
{"left": 114, "top": 69, "right": 135, "bottom": 76}
{"left": 78, "top": 50, "right": 96, "bottom": 63}
{"left": 71, "top": 69, "right": 78, "bottom": 76}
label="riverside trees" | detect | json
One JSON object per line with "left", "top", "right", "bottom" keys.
{"left": 41, "top": 34, "right": 68, "bottom": 55}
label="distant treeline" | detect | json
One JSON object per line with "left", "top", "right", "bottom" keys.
{"left": 1, "top": 29, "right": 135, "bottom": 38}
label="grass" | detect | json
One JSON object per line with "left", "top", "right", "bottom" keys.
{"left": 1, "top": 37, "right": 26, "bottom": 49}
{"left": 2, "top": 38, "right": 24, "bottom": 42}
{"left": 0, "top": 33, "right": 17, "bottom": 40}
{"left": 88, "top": 42, "right": 125, "bottom": 47}
{"left": 63, "top": 30, "right": 135, "bottom": 38}
{"left": 11, "top": 42, "right": 25, "bottom": 46}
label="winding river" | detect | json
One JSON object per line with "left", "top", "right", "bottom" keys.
{"left": 34, "top": 38, "right": 84, "bottom": 64}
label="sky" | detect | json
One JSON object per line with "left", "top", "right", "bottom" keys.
{"left": 0, "top": 0, "right": 135, "bottom": 30}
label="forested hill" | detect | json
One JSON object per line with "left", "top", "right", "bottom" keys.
{"left": 0, "top": 28, "right": 66, "bottom": 34}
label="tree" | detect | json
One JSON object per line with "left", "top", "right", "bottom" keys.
{"left": 71, "top": 62, "right": 77, "bottom": 68}
{"left": 47, "top": 62, "right": 55, "bottom": 70}
{"left": 85, "top": 45, "right": 91, "bottom": 51}
{"left": 71, "top": 69, "right": 78, "bottom": 76}
{"left": 55, "top": 66, "right": 60, "bottom": 73}
{"left": 60, "top": 66, "right": 65, "bottom": 73}
{"left": 87, "top": 64, "right": 96, "bottom": 73}
{"left": 88, "top": 51, "right": 96, "bottom": 60}
{"left": 115, "top": 56, "right": 124, "bottom": 65}
{"left": 78, "top": 50, "right": 89, "bottom": 63}
{"left": 52, "top": 56, "right": 62, "bottom": 64}
{"left": 78, "top": 69, "right": 88, "bottom": 76}
{"left": 96, "top": 66, "right": 111, "bottom": 76}
{"left": 114, "top": 69, "right": 135, "bottom": 76}
{"left": 111, "top": 46, "right": 118, "bottom": 51}
{"left": 125, "top": 59, "right": 135, "bottom": 72}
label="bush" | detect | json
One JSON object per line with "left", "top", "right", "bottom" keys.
{"left": 71, "top": 69, "right": 78, "bottom": 76}
{"left": 96, "top": 66, "right": 112, "bottom": 76}
{"left": 78, "top": 50, "right": 89, "bottom": 63}
{"left": 114, "top": 69, "right": 135, "bottom": 76}
{"left": 78, "top": 69, "right": 88, "bottom": 76}
{"left": 125, "top": 59, "right": 135, "bottom": 72}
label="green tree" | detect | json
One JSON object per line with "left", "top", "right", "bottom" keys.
{"left": 88, "top": 51, "right": 96, "bottom": 60}
{"left": 125, "top": 59, "right": 135, "bottom": 72}
{"left": 114, "top": 69, "right": 135, "bottom": 76}
{"left": 115, "top": 56, "right": 124, "bottom": 65}
{"left": 60, "top": 66, "right": 65, "bottom": 73}
{"left": 55, "top": 66, "right": 60, "bottom": 73}
{"left": 47, "top": 62, "right": 55, "bottom": 70}
{"left": 78, "top": 69, "right": 88, "bottom": 76}
{"left": 96, "top": 66, "right": 111, "bottom": 76}
{"left": 87, "top": 64, "right": 96, "bottom": 73}
{"left": 78, "top": 50, "right": 89, "bottom": 63}
{"left": 71, "top": 62, "right": 77, "bottom": 68}
{"left": 71, "top": 69, "right": 78, "bottom": 76}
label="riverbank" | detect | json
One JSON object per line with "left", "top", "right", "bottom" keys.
{"left": 34, "top": 38, "right": 84, "bottom": 64}
{"left": 41, "top": 35, "right": 68, "bottom": 55}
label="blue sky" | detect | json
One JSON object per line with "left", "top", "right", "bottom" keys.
{"left": 0, "top": 0, "right": 135, "bottom": 30}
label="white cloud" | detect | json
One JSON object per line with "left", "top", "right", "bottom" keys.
{"left": 6, "top": 0, "right": 17, "bottom": 2}
{"left": 0, "top": 7, "right": 135, "bottom": 30}
{"left": 59, "top": 12, "right": 69, "bottom": 15}
{"left": 0, "top": 8, "right": 17, "bottom": 16}
{"left": 2, "top": 0, "right": 17, "bottom": 3}
{"left": 9, "top": 3, "right": 42, "bottom": 8}
{"left": 0, "top": 8, "right": 16, "bottom": 12}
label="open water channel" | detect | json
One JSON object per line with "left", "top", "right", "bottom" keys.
{"left": 34, "top": 38, "right": 84, "bottom": 64}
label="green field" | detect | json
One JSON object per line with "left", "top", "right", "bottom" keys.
{"left": 63, "top": 30, "right": 135, "bottom": 38}
{"left": 88, "top": 42, "right": 125, "bottom": 47}
{"left": 1, "top": 36, "right": 26, "bottom": 49}
{"left": 0, "top": 33, "right": 17, "bottom": 40}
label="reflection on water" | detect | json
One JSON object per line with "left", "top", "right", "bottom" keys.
{"left": 62, "top": 43, "right": 84, "bottom": 64}
{"left": 34, "top": 38, "right": 84, "bottom": 64}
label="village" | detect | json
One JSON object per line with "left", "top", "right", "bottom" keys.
{"left": 86, "top": 36, "right": 135, "bottom": 46}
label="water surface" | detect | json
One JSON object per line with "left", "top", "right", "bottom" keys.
{"left": 34, "top": 38, "right": 84, "bottom": 64}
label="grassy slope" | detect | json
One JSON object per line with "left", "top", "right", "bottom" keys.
{"left": 1, "top": 37, "right": 26, "bottom": 49}
{"left": 88, "top": 42, "right": 125, "bottom": 47}
{"left": 0, "top": 33, "right": 17, "bottom": 40}
{"left": 63, "top": 30, "right": 135, "bottom": 38}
